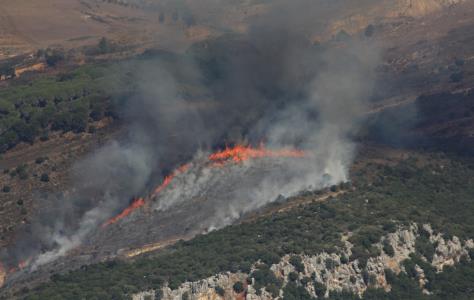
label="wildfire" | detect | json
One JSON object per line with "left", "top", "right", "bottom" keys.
{"left": 209, "top": 144, "right": 306, "bottom": 163}
{"left": 150, "top": 163, "right": 190, "bottom": 198}
{"left": 101, "top": 198, "right": 145, "bottom": 228}
{"left": 102, "top": 144, "right": 305, "bottom": 228}
{"left": 0, "top": 258, "right": 32, "bottom": 286}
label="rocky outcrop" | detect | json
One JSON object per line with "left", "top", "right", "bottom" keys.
{"left": 424, "top": 224, "right": 474, "bottom": 272}
{"left": 132, "top": 290, "right": 156, "bottom": 300}
{"left": 133, "top": 223, "right": 474, "bottom": 299}
{"left": 271, "top": 224, "right": 419, "bottom": 297}
{"left": 161, "top": 273, "right": 247, "bottom": 300}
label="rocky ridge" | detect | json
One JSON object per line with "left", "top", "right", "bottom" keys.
{"left": 132, "top": 223, "right": 474, "bottom": 299}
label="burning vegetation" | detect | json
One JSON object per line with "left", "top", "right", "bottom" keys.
{"left": 208, "top": 144, "right": 306, "bottom": 164}
{"left": 101, "top": 198, "right": 146, "bottom": 228}
{"left": 101, "top": 144, "right": 306, "bottom": 228}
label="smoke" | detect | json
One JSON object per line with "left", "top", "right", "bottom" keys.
{"left": 1, "top": 0, "right": 380, "bottom": 273}
{"left": 144, "top": 0, "right": 380, "bottom": 238}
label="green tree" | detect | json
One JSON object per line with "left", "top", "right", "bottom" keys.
{"left": 233, "top": 281, "right": 244, "bottom": 293}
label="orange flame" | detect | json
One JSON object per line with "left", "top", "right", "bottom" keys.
{"left": 101, "top": 198, "right": 145, "bottom": 228}
{"left": 151, "top": 163, "right": 190, "bottom": 198}
{"left": 209, "top": 144, "right": 306, "bottom": 163}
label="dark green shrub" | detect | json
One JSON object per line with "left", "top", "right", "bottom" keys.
{"left": 45, "top": 49, "right": 65, "bottom": 67}
{"left": 288, "top": 272, "right": 298, "bottom": 282}
{"left": 362, "top": 270, "right": 370, "bottom": 285}
{"left": 214, "top": 286, "right": 225, "bottom": 297}
{"left": 382, "top": 222, "right": 397, "bottom": 233}
{"left": 314, "top": 281, "right": 326, "bottom": 298}
{"left": 35, "top": 157, "right": 46, "bottom": 164}
{"left": 383, "top": 240, "right": 395, "bottom": 257}
{"left": 282, "top": 282, "right": 312, "bottom": 300}
{"left": 365, "top": 24, "right": 375, "bottom": 37}
{"left": 289, "top": 256, "right": 305, "bottom": 273}
{"left": 232, "top": 281, "right": 244, "bottom": 293}
{"left": 415, "top": 236, "right": 435, "bottom": 261}
{"left": 2, "top": 186, "right": 11, "bottom": 193}
{"left": 40, "top": 173, "right": 50, "bottom": 182}
{"left": 301, "top": 277, "right": 311, "bottom": 286}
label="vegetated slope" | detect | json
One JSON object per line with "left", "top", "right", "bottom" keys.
{"left": 12, "top": 151, "right": 474, "bottom": 299}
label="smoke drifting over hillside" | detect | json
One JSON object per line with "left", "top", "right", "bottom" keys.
{"left": 1, "top": 0, "right": 380, "bottom": 273}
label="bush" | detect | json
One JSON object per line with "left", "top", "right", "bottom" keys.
{"left": 35, "top": 157, "right": 46, "bottom": 164}
{"left": 362, "top": 270, "right": 370, "bottom": 285}
{"left": 382, "top": 222, "right": 397, "bottom": 233}
{"left": 40, "top": 173, "right": 50, "bottom": 182}
{"left": 181, "top": 292, "right": 189, "bottom": 300}
{"left": 45, "top": 49, "right": 65, "bottom": 67}
{"left": 98, "top": 37, "right": 111, "bottom": 54}
{"left": 314, "top": 281, "right": 326, "bottom": 298}
{"left": 214, "top": 286, "right": 225, "bottom": 297}
{"left": 283, "top": 282, "right": 312, "bottom": 300}
{"left": 288, "top": 272, "right": 299, "bottom": 282}
{"left": 289, "top": 256, "right": 305, "bottom": 273}
{"left": 2, "top": 186, "right": 11, "bottom": 193}
{"left": 415, "top": 236, "right": 435, "bottom": 262}
{"left": 383, "top": 240, "right": 395, "bottom": 257}
{"left": 232, "top": 281, "right": 244, "bottom": 293}
{"left": 365, "top": 24, "right": 375, "bottom": 37}
{"left": 403, "top": 259, "right": 418, "bottom": 278}
{"left": 250, "top": 265, "right": 282, "bottom": 297}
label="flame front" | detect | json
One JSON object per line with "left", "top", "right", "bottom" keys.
{"left": 102, "top": 198, "right": 145, "bottom": 228}
{"left": 150, "top": 163, "right": 190, "bottom": 198}
{"left": 209, "top": 144, "right": 306, "bottom": 163}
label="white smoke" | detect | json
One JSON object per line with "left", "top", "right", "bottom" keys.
{"left": 3, "top": 1, "right": 380, "bottom": 272}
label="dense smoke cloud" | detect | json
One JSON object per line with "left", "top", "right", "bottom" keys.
{"left": 1, "top": 0, "right": 380, "bottom": 273}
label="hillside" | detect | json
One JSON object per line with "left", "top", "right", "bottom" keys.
{"left": 0, "top": 0, "right": 469, "bottom": 59}
{"left": 9, "top": 149, "right": 474, "bottom": 299}
{"left": 0, "top": 1, "right": 473, "bottom": 299}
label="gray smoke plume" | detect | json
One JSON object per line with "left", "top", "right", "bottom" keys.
{"left": 2, "top": 0, "right": 380, "bottom": 272}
